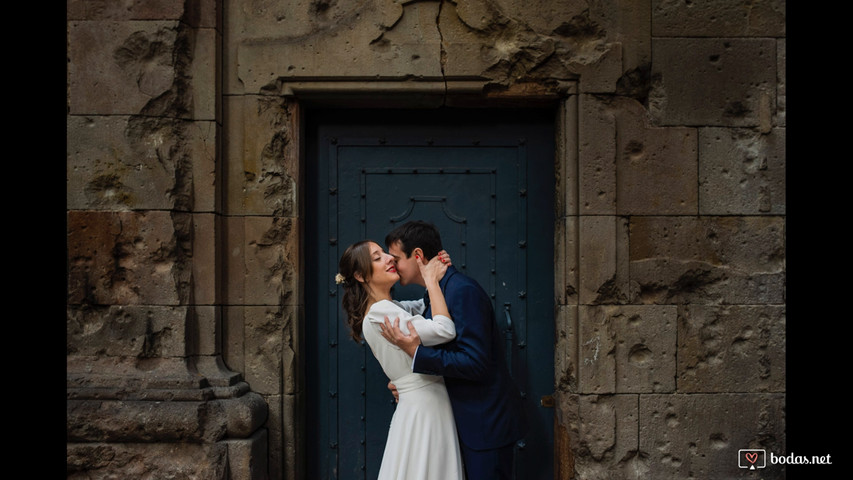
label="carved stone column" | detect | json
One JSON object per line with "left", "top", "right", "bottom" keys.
{"left": 67, "top": 1, "right": 268, "bottom": 478}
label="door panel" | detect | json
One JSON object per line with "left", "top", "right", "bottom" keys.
{"left": 307, "top": 109, "right": 555, "bottom": 480}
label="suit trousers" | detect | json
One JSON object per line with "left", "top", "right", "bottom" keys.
{"left": 460, "top": 442, "right": 515, "bottom": 480}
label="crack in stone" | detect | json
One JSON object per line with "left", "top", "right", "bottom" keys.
{"left": 437, "top": 0, "right": 448, "bottom": 105}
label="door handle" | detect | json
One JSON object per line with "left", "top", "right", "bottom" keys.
{"left": 540, "top": 394, "right": 555, "bottom": 408}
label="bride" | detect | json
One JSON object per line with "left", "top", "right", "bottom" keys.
{"left": 337, "top": 240, "right": 465, "bottom": 480}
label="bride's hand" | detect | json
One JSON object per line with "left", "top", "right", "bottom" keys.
{"left": 417, "top": 250, "right": 451, "bottom": 284}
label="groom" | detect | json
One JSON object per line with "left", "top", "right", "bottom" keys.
{"left": 380, "top": 220, "right": 527, "bottom": 480}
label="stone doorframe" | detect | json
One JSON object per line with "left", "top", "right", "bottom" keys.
{"left": 263, "top": 79, "right": 580, "bottom": 478}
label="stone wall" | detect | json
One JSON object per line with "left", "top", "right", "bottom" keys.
{"left": 67, "top": 0, "right": 786, "bottom": 479}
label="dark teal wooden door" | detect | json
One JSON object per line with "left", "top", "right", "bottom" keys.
{"left": 306, "top": 109, "right": 555, "bottom": 480}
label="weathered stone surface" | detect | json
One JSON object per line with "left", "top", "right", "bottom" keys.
{"left": 629, "top": 216, "right": 785, "bottom": 305}
{"left": 224, "top": 430, "right": 270, "bottom": 480}
{"left": 67, "top": 211, "right": 190, "bottom": 305}
{"left": 265, "top": 394, "right": 285, "bottom": 480}
{"left": 68, "top": 21, "right": 180, "bottom": 115}
{"left": 232, "top": 1, "right": 441, "bottom": 93}
{"left": 223, "top": 95, "right": 299, "bottom": 216}
{"left": 556, "top": 96, "right": 579, "bottom": 217}
{"left": 66, "top": 356, "right": 206, "bottom": 395}
{"left": 555, "top": 305, "right": 578, "bottom": 393}
{"left": 776, "top": 39, "right": 786, "bottom": 126}
{"left": 222, "top": 216, "right": 299, "bottom": 306}
{"left": 650, "top": 38, "right": 777, "bottom": 127}
{"left": 67, "top": 305, "right": 187, "bottom": 358}
{"left": 67, "top": 116, "right": 216, "bottom": 211}
{"left": 193, "top": 214, "right": 221, "bottom": 306}
{"left": 224, "top": 306, "right": 247, "bottom": 374}
{"left": 699, "top": 127, "right": 786, "bottom": 214}
{"left": 652, "top": 0, "right": 786, "bottom": 37}
{"left": 193, "top": 305, "right": 221, "bottom": 357}
{"left": 241, "top": 305, "right": 298, "bottom": 396}
{"left": 67, "top": 0, "right": 187, "bottom": 21}
{"left": 578, "top": 305, "right": 677, "bottom": 394}
{"left": 616, "top": 100, "right": 698, "bottom": 215}
{"left": 67, "top": 441, "right": 229, "bottom": 480}
{"left": 67, "top": 398, "right": 220, "bottom": 443}
{"left": 639, "top": 394, "right": 785, "bottom": 479}
{"left": 579, "top": 95, "right": 697, "bottom": 215}
{"left": 191, "top": 26, "right": 221, "bottom": 121}
{"left": 555, "top": 217, "right": 579, "bottom": 305}
{"left": 227, "top": 0, "right": 635, "bottom": 95}
{"left": 678, "top": 305, "right": 785, "bottom": 392}
{"left": 571, "top": 394, "right": 642, "bottom": 479}
{"left": 578, "top": 94, "right": 617, "bottom": 214}
{"left": 579, "top": 216, "right": 630, "bottom": 305}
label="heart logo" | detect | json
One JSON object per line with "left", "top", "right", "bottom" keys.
{"left": 745, "top": 452, "right": 758, "bottom": 464}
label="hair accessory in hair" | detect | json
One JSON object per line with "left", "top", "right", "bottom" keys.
{"left": 335, "top": 273, "right": 346, "bottom": 285}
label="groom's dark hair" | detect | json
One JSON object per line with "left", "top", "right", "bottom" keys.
{"left": 385, "top": 221, "right": 444, "bottom": 260}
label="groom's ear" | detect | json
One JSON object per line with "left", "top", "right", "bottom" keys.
{"left": 412, "top": 247, "right": 425, "bottom": 263}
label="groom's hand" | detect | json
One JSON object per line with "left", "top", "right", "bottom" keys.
{"left": 380, "top": 316, "right": 420, "bottom": 358}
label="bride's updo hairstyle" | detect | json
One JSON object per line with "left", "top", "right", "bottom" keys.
{"left": 337, "top": 240, "right": 374, "bottom": 342}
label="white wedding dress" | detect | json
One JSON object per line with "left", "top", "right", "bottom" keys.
{"left": 361, "top": 299, "right": 466, "bottom": 480}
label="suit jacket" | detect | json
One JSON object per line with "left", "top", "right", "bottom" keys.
{"left": 415, "top": 266, "right": 527, "bottom": 451}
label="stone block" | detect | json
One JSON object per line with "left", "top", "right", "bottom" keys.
{"left": 224, "top": 429, "right": 270, "bottom": 480}
{"left": 629, "top": 216, "right": 785, "bottom": 305}
{"left": 193, "top": 213, "right": 220, "bottom": 305}
{"left": 66, "top": 356, "right": 205, "bottom": 394}
{"left": 776, "top": 39, "right": 786, "bottom": 126}
{"left": 650, "top": 38, "right": 777, "bottom": 127}
{"left": 223, "top": 95, "right": 299, "bottom": 216}
{"left": 222, "top": 216, "right": 300, "bottom": 306}
{"left": 68, "top": 21, "right": 179, "bottom": 115}
{"left": 67, "top": 211, "right": 187, "bottom": 305}
{"left": 231, "top": 0, "right": 440, "bottom": 94}
{"left": 570, "top": 42, "right": 623, "bottom": 94}
{"left": 67, "top": 398, "right": 215, "bottom": 443}
{"left": 699, "top": 127, "right": 786, "bottom": 215}
{"left": 67, "top": 441, "right": 229, "bottom": 480}
{"left": 264, "top": 394, "right": 285, "bottom": 480}
{"left": 67, "top": 115, "right": 217, "bottom": 212}
{"left": 193, "top": 305, "right": 221, "bottom": 357}
{"left": 555, "top": 305, "right": 578, "bottom": 393}
{"left": 652, "top": 0, "right": 786, "bottom": 37}
{"left": 639, "top": 394, "right": 785, "bottom": 479}
{"left": 67, "top": 305, "right": 188, "bottom": 358}
{"left": 67, "top": 0, "right": 187, "bottom": 21}
{"left": 616, "top": 102, "right": 698, "bottom": 215}
{"left": 281, "top": 393, "right": 300, "bottom": 480}
{"left": 579, "top": 216, "right": 630, "bottom": 305}
{"left": 578, "top": 94, "right": 617, "bottom": 214}
{"left": 678, "top": 305, "right": 785, "bottom": 393}
{"left": 607, "top": 0, "right": 651, "bottom": 74}
{"left": 556, "top": 95, "right": 579, "bottom": 218}
{"left": 572, "top": 394, "right": 641, "bottom": 479}
{"left": 554, "top": 217, "right": 578, "bottom": 305}
{"left": 578, "top": 305, "right": 676, "bottom": 394}
{"left": 223, "top": 306, "right": 247, "bottom": 374}
{"left": 238, "top": 305, "right": 299, "bottom": 396}
{"left": 192, "top": 27, "right": 220, "bottom": 121}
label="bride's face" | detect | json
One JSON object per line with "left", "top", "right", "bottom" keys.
{"left": 365, "top": 242, "right": 399, "bottom": 289}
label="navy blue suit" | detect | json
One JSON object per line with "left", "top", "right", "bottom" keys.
{"left": 417, "top": 266, "right": 527, "bottom": 478}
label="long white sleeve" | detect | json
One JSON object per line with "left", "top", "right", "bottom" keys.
{"left": 366, "top": 300, "right": 456, "bottom": 346}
